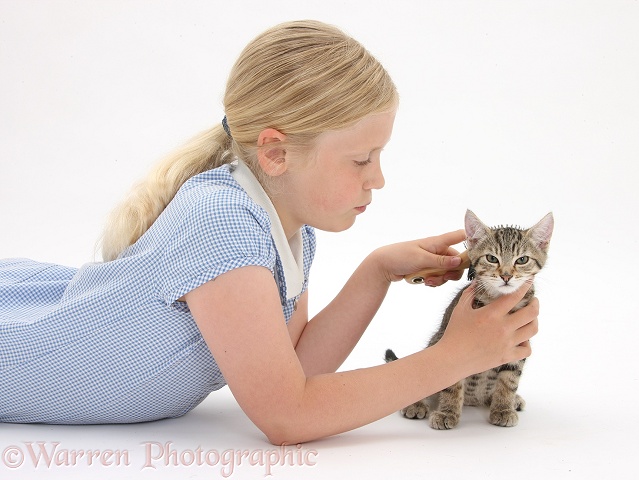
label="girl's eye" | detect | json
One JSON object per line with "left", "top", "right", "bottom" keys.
{"left": 354, "top": 158, "right": 372, "bottom": 167}
{"left": 516, "top": 256, "right": 529, "bottom": 265}
{"left": 486, "top": 255, "right": 499, "bottom": 264}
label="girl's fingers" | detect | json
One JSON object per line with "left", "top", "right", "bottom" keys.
{"left": 435, "top": 232, "right": 466, "bottom": 256}
{"left": 490, "top": 280, "right": 534, "bottom": 316}
{"left": 509, "top": 296, "right": 539, "bottom": 330}
{"left": 455, "top": 283, "right": 476, "bottom": 307}
{"left": 515, "top": 340, "right": 533, "bottom": 359}
{"left": 514, "top": 318, "right": 539, "bottom": 346}
{"left": 422, "top": 270, "right": 463, "bottom": 287}
{"left": 418, "top": 230, "right": 466, "bottom": 255}
{"left": 434, "top": 229, "right": 467, "bottom": 249}
{"left": 443, "top": 270, "right": 464, "bottom": 282}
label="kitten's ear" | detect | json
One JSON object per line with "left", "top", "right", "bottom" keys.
{"left": 465, "top": 209, "right": 491, "bottom": 248}
{"left": 527, "top": 212, "right": 554, "bottom": 250}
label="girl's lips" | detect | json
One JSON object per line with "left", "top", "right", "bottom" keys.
{"left": 355, "top": 204, "right": 369, "bottom": 213}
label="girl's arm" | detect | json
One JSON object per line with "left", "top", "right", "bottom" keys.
{"left": 292, "top": 230, "right": 467, "bottom": 376}
{"left": 185, "top": 245, "right": 538, "bottom": 445}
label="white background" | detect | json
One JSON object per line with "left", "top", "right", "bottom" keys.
{"left": 1, "top": 1, "right": 638, "bottom": 478}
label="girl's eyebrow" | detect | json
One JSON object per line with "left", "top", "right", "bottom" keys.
{"left": 347, "top": 146, "right": 385, "bottom": 157}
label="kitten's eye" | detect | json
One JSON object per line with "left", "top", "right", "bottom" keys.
{"left": 486, "top": 255, "right": 499, "bottom": 264}
{"left": 516, "top": 256, "right": 529, "bottom": 265}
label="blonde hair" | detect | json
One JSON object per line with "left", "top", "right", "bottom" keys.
{"left": 101, "top": 20, "right": 398, "bottom": 261}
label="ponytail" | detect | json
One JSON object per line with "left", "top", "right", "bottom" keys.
{"left": 100, "top": 20, "right": 398, "bottom": 262}
{"left": 100, "top": 125, "right": 233, "bottom": 261}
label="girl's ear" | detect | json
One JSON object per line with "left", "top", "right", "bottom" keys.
{"left": 257, "top": 128, "right": 288, "bottom": 177}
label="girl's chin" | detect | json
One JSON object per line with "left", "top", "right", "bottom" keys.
{"left": 312, "top": 216, "right": 358, "bottom": 233}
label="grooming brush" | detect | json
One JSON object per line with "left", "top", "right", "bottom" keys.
{"left": 404, "top": 250, "right": 472, "bottom": 284}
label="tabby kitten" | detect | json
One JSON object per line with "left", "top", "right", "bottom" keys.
{"left": 386, "top": 209, "right": 553, "bottom": 429}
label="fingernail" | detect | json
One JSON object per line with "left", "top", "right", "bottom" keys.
{"left": 450, "top": 256, "right": 462, "bottom": 267}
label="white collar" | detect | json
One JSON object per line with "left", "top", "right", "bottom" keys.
{"left": 230, "top": 159, "right": 304, "bottom": 300}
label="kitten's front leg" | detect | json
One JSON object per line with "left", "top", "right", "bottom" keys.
{"left": 488, "top": 362, "right": 524, "bottom": 427}
{"left": 429, "top": 381, "right": 464, "bottom": 430}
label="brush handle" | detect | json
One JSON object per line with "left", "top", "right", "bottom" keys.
{"left": 404, "top": 250, "right": 471, "bottom": 284}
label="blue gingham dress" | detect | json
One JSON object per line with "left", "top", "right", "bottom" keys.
{"left": 0, "top": 162, "right": 315, "bottom": 424}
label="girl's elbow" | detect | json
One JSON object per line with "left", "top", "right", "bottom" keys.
{"left": 261, "top": 419, "right": 315, "bottom": 446}
{"left": 263, "top": 427, "right": 295, "bottom": 446}
{"left": 265, "top": 430, "right": 290, "bottom": 446}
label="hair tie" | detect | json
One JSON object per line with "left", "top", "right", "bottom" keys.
{"left": 222, "top": 115, "right": 232, "bottom": 138}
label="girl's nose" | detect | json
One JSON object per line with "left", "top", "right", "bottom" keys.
{"left": 365, "top": 162, "right": 385, "bottom": 190}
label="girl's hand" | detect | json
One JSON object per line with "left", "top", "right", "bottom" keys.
{"left": 371, "top": 229, "right": 466, "bottom": 286}
{"left": 438, "top": 281, "right": 540, "bottom": 375}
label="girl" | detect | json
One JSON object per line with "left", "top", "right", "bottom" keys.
{"left": 0, "top": 20, "right": 538, "bottom": 445}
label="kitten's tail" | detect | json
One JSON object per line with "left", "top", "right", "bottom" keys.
{"left": 384, "top": 349, "right": 399, "bottom": 363}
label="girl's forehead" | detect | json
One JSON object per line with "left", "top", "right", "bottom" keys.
{"left": 315, "top": 109, "right": 396, "bottom": 153}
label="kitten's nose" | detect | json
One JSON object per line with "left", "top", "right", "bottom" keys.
{"left": 500, "top": 274, "right": 513, "bottom": 284}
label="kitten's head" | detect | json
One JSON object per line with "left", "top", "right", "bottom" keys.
{"left": 465, "top": 210, "right": 554, "bottom": 297}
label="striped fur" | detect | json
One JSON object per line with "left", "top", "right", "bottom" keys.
{"left": 387, "top": 210, "right": 553, "bottom": 429}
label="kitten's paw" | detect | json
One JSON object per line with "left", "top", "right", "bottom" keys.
{"left": 428, "top": 411, "right": 460, "bottom": 430}
{"left": 401, "top": 401, "right": 429, "bottom": 419}
{"left": 514, "top": 394, "right": 526, "bottom": 411}
{"left": 489, "top": 409, "right": 519, "bottom": 427}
